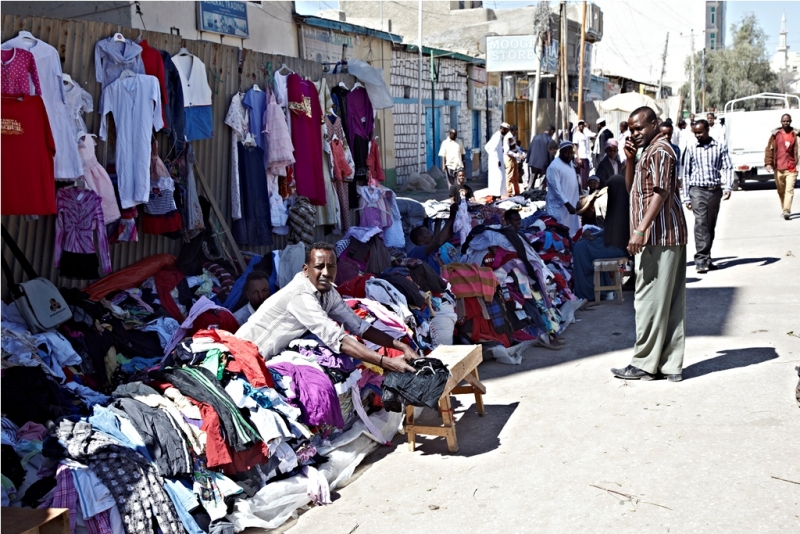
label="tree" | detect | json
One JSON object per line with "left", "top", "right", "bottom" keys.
{"left": 681, "top": 14, "right": 777, "bottom": 111}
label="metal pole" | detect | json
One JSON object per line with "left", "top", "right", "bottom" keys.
{"left": 417, "top": 0, "right": 423, "bottom": 173}
{"left": 531, "top": 38, "right": 542, "bottom": 142}
{"left": 690, "top": 29, "right": 696, "bottom": 114}
{"left": 561, "top": 1, "right": 568, "bottom": 135}
{"left": 701, "top": 47, "right": 706, "bottom": 112}
{"left": 577, "top": 0, "right": 587, "bottom": 121}
{"left": 431, "top": 50, "right": 436, "bottom": 162}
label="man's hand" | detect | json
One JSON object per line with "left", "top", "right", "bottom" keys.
{"left": 722, "top": 190, "right": 731, "bottom": 200}
{"left": 624, "top": 137, "right": 637, "bottom": 161}
{"left": 766, "top": 165, "right": 774, "bottom": 173}
{"left": 400, "top": 344, "right": 418, "bottom": 363}
{"left": 382, "top": 356, "right": 415, "bottom": 373}
{"left": 627, "top": 230, "right": 647, "bottom": 256}
{"left": 565, "top": 202, "right": 577, "bottom": 215}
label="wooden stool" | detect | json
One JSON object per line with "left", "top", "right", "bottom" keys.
{"left": 593, "top": 257, "right": 627, "bottom": 304}
{"left": 405, "top": 344, "right": 485, "bottom": 454}
{"left": 1, "top": 507, "right": 69, "bottom": 534}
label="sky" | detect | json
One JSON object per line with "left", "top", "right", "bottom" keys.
{"left": 295, "top": 1, "right": 800, "bottom": 86}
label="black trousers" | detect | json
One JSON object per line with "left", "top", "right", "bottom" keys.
{"left": 689, "top": 186, "right": 722, "bottom": 268}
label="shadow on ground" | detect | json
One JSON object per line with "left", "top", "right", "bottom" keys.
{"left": 682, "top": 347, "right": 779, "bottom": 380}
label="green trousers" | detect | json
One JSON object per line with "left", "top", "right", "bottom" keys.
{"left": 630, "top": 245, "right": 687, "bottom": 375}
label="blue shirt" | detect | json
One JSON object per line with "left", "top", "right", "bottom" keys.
{"left": 409, "top": 245, "right": 441, "bottom": 275}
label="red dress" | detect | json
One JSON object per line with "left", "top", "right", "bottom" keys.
{"left": 1, "top": 94, "right": 56, "bottom": 215}
{"left": 287, "top": 73, "right": 325, "bottom": 205}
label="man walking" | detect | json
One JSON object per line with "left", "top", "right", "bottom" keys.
{"left": 527, "top": 125, "right": 556, "bottom": 189}
{"left": 682, "top": 119, "right": 734, "bottom": 273}
{"left": 593, "top": 118, "right": 613, "bottom": 165}
{"left": 485, "top": 122, "right": 510, "bottom": 198}
{"left": 611, "top": 106, "right": 688, "bottom": 382}
{"left": 706, "top": 112, "right": 726, "bottom": 145}
{"left": 764, "top": 113, "right": 798, "bottom": 220}
{"left": 545, "top": 141, "right": 580, "bottom": 237}
{"left": 439, "top": 128, "right": 466, "bottom": 187}
{"left": 573, "top": 120, "right": 594, "bottom": 188}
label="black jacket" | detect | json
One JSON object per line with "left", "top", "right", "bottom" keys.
{"left": 595, "top": 156, "right": 625, "bottom": 189}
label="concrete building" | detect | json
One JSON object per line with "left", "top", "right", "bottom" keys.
{"left": 705, "top": 1, "right": 726, "bottom": 51}
{"left": 1, "top": 1, "right": 299, "bottom": 56}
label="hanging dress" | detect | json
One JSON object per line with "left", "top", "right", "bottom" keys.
{"left": 231, "top": 143, "right": 272, "bottom": 246}
{"left": 77, "top": 133, "right": 120, "bottom": 224}
{"left": 224, "top": 92, "right": 248, "bottom": 220}
{"left": 287, "top": 73, "right": 325, "bottom": 206}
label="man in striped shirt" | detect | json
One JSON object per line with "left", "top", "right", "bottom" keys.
{"left": 237, "top": 242, "right": 416, "bottom": 373}
{"left": 611, "top": 106, "right": 688, "bottom": 383}
{"left": 682, "top": 119, "right": 733, "bottom": 273}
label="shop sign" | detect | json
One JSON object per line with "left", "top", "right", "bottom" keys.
{"left": 468, "top": 65, "right": 487, "bottom": 110}
{"left": 542, "top": 39, "right": 558, "bottom": 73}
{"left": 486, "top": 35, "right": 539, "bottom": 72}
{"left": 196, "top": 1, "right": 249, "bottom": 38}
{"left": 301, "top": 26, "right": 354, "bottom": 64}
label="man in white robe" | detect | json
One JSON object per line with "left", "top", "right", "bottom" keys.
{"left": 545, "top": 141, "right": 581, "bottom": 236}
{"left": 485, "top": 122, "right": 510, "bottom": 197}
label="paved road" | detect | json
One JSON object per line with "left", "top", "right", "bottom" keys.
{"left": 284, "top": 183, "right": 800, "bottom": 533}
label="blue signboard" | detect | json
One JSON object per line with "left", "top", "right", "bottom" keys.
{"left": 197, "top": 1, "right": 249, "bottom": 38}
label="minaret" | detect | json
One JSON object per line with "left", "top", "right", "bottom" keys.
{"left": 777, "top": 12, "right": 788, "bottom": 70}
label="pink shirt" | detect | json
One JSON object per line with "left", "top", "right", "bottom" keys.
{"left": 1, "top": 48, "right": 41, "bottom": 96}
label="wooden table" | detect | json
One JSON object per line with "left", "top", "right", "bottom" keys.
{"left": 1, "top": 507, "right": 69, "bottom": 534}
{"left": 405, "top": 344, "right": 485, "bottom": 453}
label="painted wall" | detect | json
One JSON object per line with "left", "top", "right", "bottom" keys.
{"left": 1, "top": 1, "right": 299, "bottom": 57}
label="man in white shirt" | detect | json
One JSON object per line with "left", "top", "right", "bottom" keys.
{"left": 572, "top": 120, "right": 594, "bottom": 188}
{"left": 545, "top": 141, "right": 581, "bottom": 236}
{"left": 438, "top": 129, "right": 466, "bottom": 187}
{"left": 485, "top": 122, "right": 510, "bottom": 197}
{"left": 234, "top": 271, "right": 271, "bottom": 325}
{"left": 707, "top": 112, "right": 726, "bottom": 145}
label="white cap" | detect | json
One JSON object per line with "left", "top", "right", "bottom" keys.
{"left": 596, "top": 117, "right": 606, "bottom": 125}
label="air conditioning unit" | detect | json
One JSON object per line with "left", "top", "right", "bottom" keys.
{"left": 566, "top": 2, "right": 604, "bottom": 43}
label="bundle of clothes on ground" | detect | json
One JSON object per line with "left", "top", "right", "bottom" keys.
{"left": 1, "top": 237, "right": 456, "bottom": 532}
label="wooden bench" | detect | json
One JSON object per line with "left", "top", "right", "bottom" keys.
{"left": 405, "top": 344, "right": 485, "bottom": 453}
{"left": 1, "top": 507, "right": 69, "bottom": 534}
{"left": 593, "top": 257, "right": 627, "bottom": 304}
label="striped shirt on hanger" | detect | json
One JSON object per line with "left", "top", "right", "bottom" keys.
{"left": 681, "top": 138, "right": 734, "bottom": 197}
{"left": 630, "top": 134, "right": 688, "bottom": 248}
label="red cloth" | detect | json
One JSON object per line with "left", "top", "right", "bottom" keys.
{"left": 85, "top": 254, "right": 176, "bottom": 301}
{"left": 139, "top": 40, "right": 168, "bottom": 128}
{"left": 366, "top": 137, "right": 385, "bottom": 184}
{"left": 776, "top": 130, "right": 797, "bottom": 172}
{"left": 330, "top": 138, "right": 353, "bottom": 181}
{"left": 142, "top": 211, "right": 182, "bottom": 235}
{"left": 287, "top": 73, "right": 325, "bottom": 205}
{"left": 154, "top": 267, "right": 186, "bottom": 321}
{"left": 336, "top": 274, "right": 374, "bottom": 298}
{"left": 189, "top": 310, "right": 239, "bottom": 337}
{"left": 188, "top": 398, "right": 233, "bottom": 469}
{"left": 1, "top": 94, "right": 55, "bottom": 215}
{"left": 193, "top": 329, "right": 274, "bottom": 388}
{"left": 463, "top": 297, "right": 511, "bottom": 347}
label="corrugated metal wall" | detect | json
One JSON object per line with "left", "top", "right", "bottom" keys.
{"left": 1, "top": 15, "right": 356, "bottom": 300}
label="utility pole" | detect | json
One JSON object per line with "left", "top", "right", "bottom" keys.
{"left": 701, "top": 47, "right": 706, "bottom": 112}
{"left": 577, "top": 0, "right": 587, "bottom": 121}
{"left": 657, "top": 32, "right": 669, "bottom": 99}
{"left": 690, "top": 29, "right": 696, "bottom": 115}
{"left": 417, "top": 0, "right": 423, "bottom": 173}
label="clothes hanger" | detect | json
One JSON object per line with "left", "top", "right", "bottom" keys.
{"left": 338, "top": 81, "right": 348, "bottom": 89}
{"left": 176, "top": 45, "right": 191, "bottom": 56}
{"left": 17, "top": 30, "right": 37, "bottom": 41}
{"left": 119, "top": 69, "right": 136, "bottom": 79}
{"left": 275, "top": 63, "right": 293, "bottom": 75}
{"left": 243, "top": 132, "right": 257, "bottom": 147}
{"left": 62, "top": 73, "right": 77, "bottom": 87}
{"left": 113, "top": 32, "right": 126, "bottom": 43}
{"left": 134, "top": 29, "right": 143, "bottom": 44}
{"left": 352, "top": 81, "right": 364, "bottom": 89}
{"left": 252, "top": 84, "right": 261, "bottom": 92}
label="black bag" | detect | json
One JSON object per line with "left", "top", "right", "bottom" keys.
{"left": 382, "top": 358, "right": 450, "bottom": 412}
{"left": 1, "top": 224, "right": 72, "bottom": 333}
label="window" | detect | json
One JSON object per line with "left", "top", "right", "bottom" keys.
{"left": 710, "top": 32, "right": 716, "bottom": 50}
{"left": 710, "top": 6, "right": 716, "bottom": 25}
